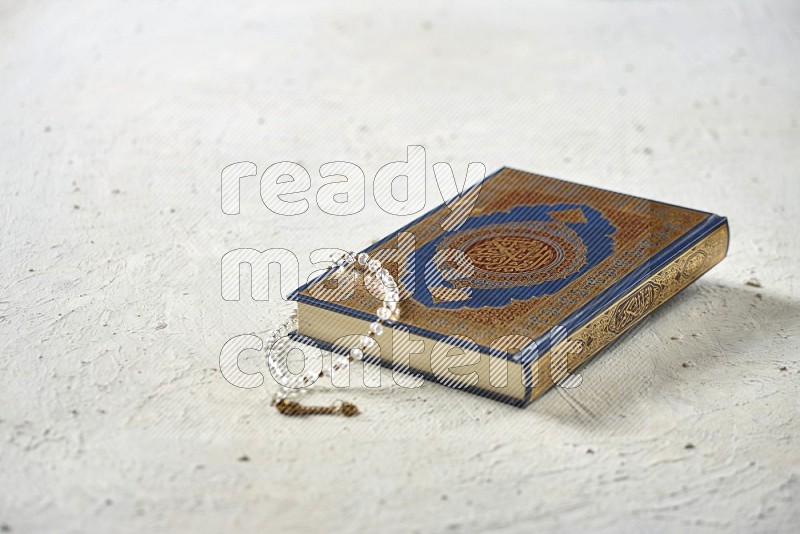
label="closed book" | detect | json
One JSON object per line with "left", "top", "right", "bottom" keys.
{"left": 290, "top": 168, "right": 729, "bottom": 406}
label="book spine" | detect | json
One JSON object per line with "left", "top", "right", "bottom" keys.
{"left": 527, "top": 220, "right": 730, "bottom": 404}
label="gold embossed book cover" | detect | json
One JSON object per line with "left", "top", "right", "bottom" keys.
{"left": 290, "top": 168, "right": 729, "bottom": 406}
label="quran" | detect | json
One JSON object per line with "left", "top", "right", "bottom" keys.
{"left": 290, "top": 168, "right": 729, "bottom": 406}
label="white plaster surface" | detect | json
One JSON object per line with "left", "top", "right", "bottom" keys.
{"left": 1, "top": 1, "right": 799, "bottom": 532}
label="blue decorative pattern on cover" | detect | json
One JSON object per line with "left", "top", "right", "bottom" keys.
{"left": 405, "top": 203, "right": 616, "bottom": 309}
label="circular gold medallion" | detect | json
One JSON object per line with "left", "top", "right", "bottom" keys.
{"left": 464, "top": 236, "right": 560, "bottom": 274}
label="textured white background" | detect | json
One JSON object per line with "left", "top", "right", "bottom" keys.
{"left": 1, "top": 1, "right": 799, "bottom": 533}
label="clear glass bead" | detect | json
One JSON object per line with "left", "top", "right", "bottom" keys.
{"left": 385, "top": 300, "right": 397, "bottom": 311}
{"left": 384, "top": 280, "right": 398, "bottom": 291}
{"left": 357, "top": 252, "right": 369, "bottom": 266}
{"left": 360, "top": 335, "right": 375, "bottom": 349}
{"left": 385, "top": 291, "right": 400, "bottom": 302}
{"left": 350, "top": 347, "right": 364, "bottom": 360}
{"left": 368, "top": 259, "right": 381, "bottom": 272}
{"left": 369, "top": 322, "right": 384, "bottom": 335}
{"left": 377, "top": 306, "right": 391, "bottom": 320}
{"left": 376, "top": 268, "right": 390, "bottom": 281}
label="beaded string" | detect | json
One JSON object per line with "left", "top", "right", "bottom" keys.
{"left": 266, "top": 250, "right": 401, "bottom": 416}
